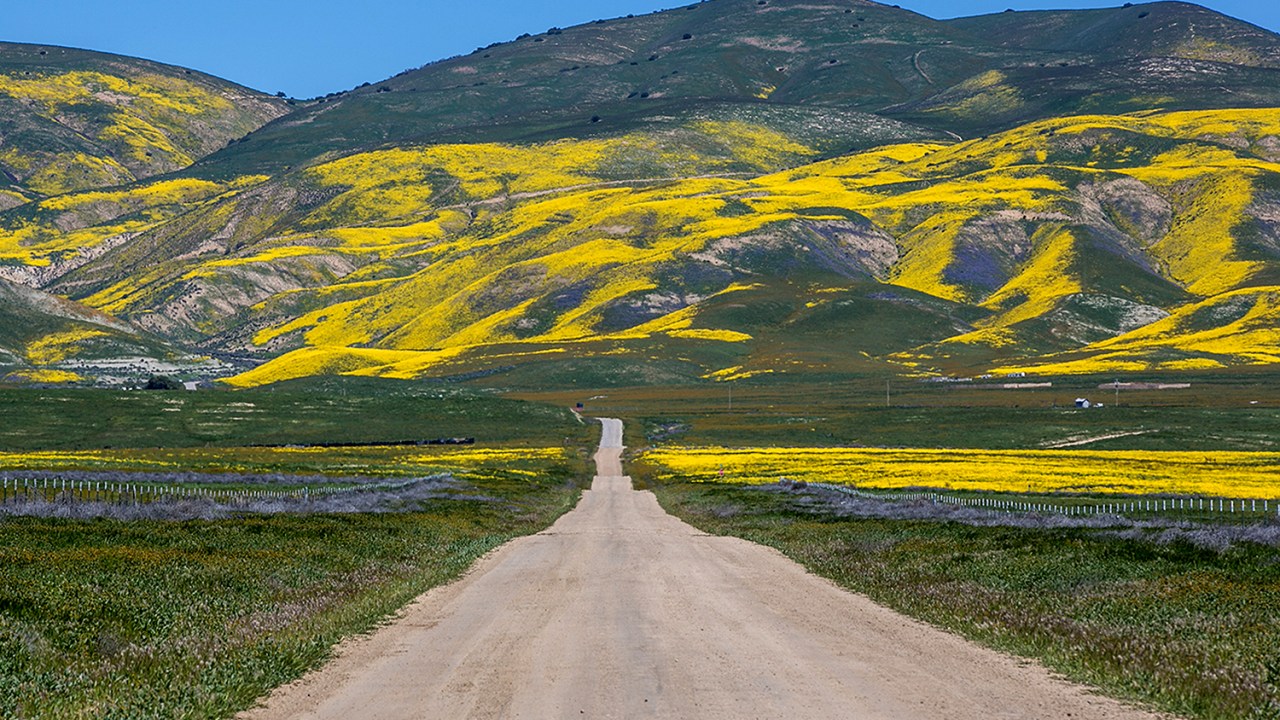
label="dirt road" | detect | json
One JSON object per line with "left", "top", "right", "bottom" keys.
{"left": 242, "top": 418, "right": 1159, "bottom": 719}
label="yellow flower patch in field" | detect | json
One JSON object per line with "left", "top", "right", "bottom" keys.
{"left": 644, "top": 447, "right": 1280, "bottom": 499}
{"left": 0, "top": 70, "right": 230, "bottom": 117}
{"left": 888, "top": 212, "right": 978, "bottom": 303}
{"left": 0, "top": 175, "right": 257, "bottom": 268}
{"left": 668, "top": 328, "right": 753, "bottom": 342}
{"left": 943, "top": 70, "right": 1027, "bottom": 118}
{"left": 24, "top": 328, "right": 112, "bottom": 364}
{"left": 3, "top": 369, "right": 83, "bottom": 384}
{"left": 689, "top": 120, "right": 816, "bottom": 169}
{"left": 0, "top": 444, "right": 572, "bottom": 478}
{"left": 0, "top": 70, "right": 244, "bottom": 194}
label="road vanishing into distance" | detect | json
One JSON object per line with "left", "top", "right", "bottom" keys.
{"left": 242, "top": 419, "right": 1157, "bottom": 719}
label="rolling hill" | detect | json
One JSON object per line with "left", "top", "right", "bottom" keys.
{"left": 0, "top": 276, "right": 225, "bottom": 385}
{"left": 188, "top": 0, "right": 1280, "bottom": 177}
{"left": 0, "top": 42, "right": 287, "bottom": 381}
{"left": 0, "top": 42, "right": 289, "bottom": 203}
{"left": 1, "top": 0, "right": 1279, "bottom": 388}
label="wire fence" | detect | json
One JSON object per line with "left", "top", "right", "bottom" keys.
{"left": 802, "top": 482, "right": 1280, "bottom": 524}
{"left": 0, "top": 472, "right": 455, "bottom": 519}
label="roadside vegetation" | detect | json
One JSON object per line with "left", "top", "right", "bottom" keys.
{"left": 646, "top": 477, "right": 1280, "bottom": 720}
{"left": 0, "top": 447, "right": 590, "bottom": 719}
{"left": 0, "top": 380, "right": 593, "bottom": 718}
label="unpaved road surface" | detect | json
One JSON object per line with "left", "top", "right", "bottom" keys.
{"left": 242, "top": 419, "right": 1160, "bottom": 719}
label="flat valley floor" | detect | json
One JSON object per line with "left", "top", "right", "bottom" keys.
{"left": 241, "top": 419, "right": 1159, "bottom": 719}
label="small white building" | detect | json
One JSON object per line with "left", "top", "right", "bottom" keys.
{"left": 1075, "top": 398, "right": 1091, "bottom": 409}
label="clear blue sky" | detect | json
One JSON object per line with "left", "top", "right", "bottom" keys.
{"left": 3, "top": 0, "right": 1277, "bottom": 98}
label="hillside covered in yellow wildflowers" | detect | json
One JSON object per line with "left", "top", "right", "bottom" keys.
{"left": 0, "top": 43, "right": 289, "bottom": 203}
{"left": 2, "top": 1, "right": 1280, "bottom": 386}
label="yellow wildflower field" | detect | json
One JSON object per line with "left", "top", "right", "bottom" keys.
{"left": 2, "top": 369, "right": 84, "bottom": 384}
{"left": 643, "top": 447, "right": 1280, "bottom": 500}
{"left": 0, "top": 445, "right": 571, "bottom": 478}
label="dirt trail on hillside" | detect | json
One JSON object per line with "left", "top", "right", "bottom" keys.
{"left": 240, "top": 418, "right": 1160, "bottom": 720}
{"left": 1043, "top": 430, "right": 1155, "bottom": 448}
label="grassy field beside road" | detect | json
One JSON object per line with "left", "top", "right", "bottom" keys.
{"left": 648, "top": 478, "right": 1280, "bottom": 720}
{"left": 0, "top": 376, "right": 584, "bottom": 451}
{"left": 0, "top": 447, "right": 589, "bottom": 719}
{"left": 516, "top": 370, "right": 1280, "bottom": 452}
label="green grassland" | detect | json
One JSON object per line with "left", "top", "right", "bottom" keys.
{"left": 516, "top": 367, "right": 1280, "bottom": 452}
{"left": 0, "top": 450, "right": 589, "bottom": 719}
{"left": 0, "top": 382, "right": 593, "bottom": 718}
{"left": 651, "top": 479, "right": 1280, "bottom": 720}
{"left": 0, "top": 376, "right": 589, "bottom": 451}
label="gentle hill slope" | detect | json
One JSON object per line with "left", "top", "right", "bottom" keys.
{"left": 191, "top": 0, "right": 1280, "bottom": 178}
{"left": 0, "top": 277, "right": 218, "bottom": 385}
{"left": 1, "top": 1, "right": 1279, "bottom": 387}
{"left": 0, "top": 42, "right": 290, "bottom": 202}
{"left": 946, "top": 2, "right": 1280, "bottom": 62}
